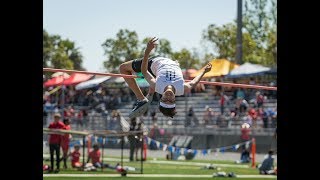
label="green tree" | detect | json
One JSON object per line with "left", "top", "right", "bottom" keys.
{"left": 243, "top": 0, "right": 277, "bottom": 66}
{"left": 171, "top": 48, "right": 200, "bottom": 69}
{"left": 201, "top": 0, "right": 276, "bottom": 66}
{"left": 43, "top": 29, "right": 84, "bottom": 70}
{"left": 43, "top": 30, "right": 52, "bottom": 67}
{"left": 202, "top": 23, "right": 259, "bottom": 64}
{"left": 102, "top": 29, "right": 140, "bottom": 72}
{"left": 51, "top": 48, "right": 74, "bottom": 69}
{"left": 157, "top": 38, "right": 173, "bottom": 57}
{"left": 140, "top": 37, "right": 173, "bottom": 58}
{"left": 58, "top": 39, "right": 84, "bottom": 70}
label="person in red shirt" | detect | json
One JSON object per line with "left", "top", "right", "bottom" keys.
{"left": 86, "top": 144, "right": 128, "bottom": 175}
{"left": 240, "top": 123, "right": 251, "bottom": 150}
{"left": 61, "top": 118, "right": 71, "bottom": 169}
{"left": 220, "top": 92, "right": 229, "bottom": 115}
{"left": 255, "top": 91, "right": 265, "bottom": 108}
{"left": 87, "top": 143, "right": 103, "bottom": 168}
{"left": 248, "top": 108, "right": 258, "bottom": 128}
{"left": 48, "top": 113, "right": 65, "bottom": 173}
{"left": 69, "top": 144, "right": 82, "bottom": 168}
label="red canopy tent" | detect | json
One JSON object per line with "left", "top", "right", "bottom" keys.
{"left": 43, "top": 76, "right": 65, "bottom": 87}
{"left": 61, "top": 73, "right": 93, "bottom": 85}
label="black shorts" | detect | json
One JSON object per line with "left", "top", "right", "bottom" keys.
{"left": 131, "top": 56, "right": 159, "bottom": 77}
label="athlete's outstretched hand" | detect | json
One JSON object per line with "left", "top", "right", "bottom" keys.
{"left": 203, "top": 63, "right": 212, "bottom": 73}
{"left": 146, "top": 37, "right": 158, "bottom": 53}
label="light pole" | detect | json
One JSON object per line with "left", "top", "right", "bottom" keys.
{"left": 236, "top": 0, "right": 243, "bottom": 64}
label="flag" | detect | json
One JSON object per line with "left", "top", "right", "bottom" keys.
{"left": 233, "top": 144, "right": 240, "bottom": 151}
{"left": 176, "top": 147, "right": 180, "bottom": 154}
{"left": 245, "top": 141, "right": 250, "bottom": 149}
{"left": 97, "top": 137, "right": 103, "bottom": 144}
{"left": 193, "top": 150, "right": 198, "bottom": 156}
{"left": 220, "top": 147, "right": 225, "bottom": 153}
{"left": 202, "top": 149, "right": 207, "bottom": 155}
{"left": 163, "top": 144, "right": 168, "bottom": 151}
{"left": 181, "top": 148, "right": 185, "bottom": 155}
{"left": 156, "top": 141, "right": 160, "bottom": 148}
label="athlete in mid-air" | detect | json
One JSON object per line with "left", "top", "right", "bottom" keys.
{"left": 119, "top": 37, "right": 212, "bottom": 118}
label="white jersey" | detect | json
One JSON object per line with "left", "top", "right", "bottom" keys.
{"left": 150, "top": 57, "right": 184, "bottom": 96}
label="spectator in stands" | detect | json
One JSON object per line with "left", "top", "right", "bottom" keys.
{"left": 68, "top": 86, "right": 76, "bottom": 104}
{"left": 48, "top": 113, "right": 65, "bottom": 173}
{"left": 44, "top": 100, "right": 54, "bottom": 126}
{"left": 54, "top": 105, "right": 60, "bottom": 113}
{"left": 220, "top": 92, "right": 229, "bottom": 115}
{"left": 61, "top": 118, "right": 72, "bottom": 169}
{"left": 242, "top": 111, "right": 253, "bottom": 127}
{"left": 217, "top": 115, "right": 228, "bottom": 128}
{"left": 249, "top": 77, "right": 255, "bottom": 85}
{"left": 150, "top": 123, "right": 161, "bottom": 142}
{"left": 203, "top": 106, "right": 214, "bottom": 125}
{"left": 109, "top": 110, "right": 121, "bottom": 130}
{"left": 226, "top": 110, "right": 237, "bottom": 128}
{"left": 64, "top": 105, "right": 74, "bottom": 119}
{"left": 267, "top": 108, "right": 277, "bottom": 128}
{"left": 258, "top": 107, "right": 269, "bottom": 128}
{"left": 236, "top": 88, "right": 245, "bottom": 110}
{"left": 248, "top": 108, "right": 258, "bottom": 128}
{"left": 258, "top": 150, "right": 275, "bottom": 174}
{"left": 75, "top": 109, "right": 84, "bottom": 129}
{"left": 82, "top": 109, "right": 89, "bottom": 128}
{"left": 151, "top": 111, "right": 158, "bottom": 126}
{"left": 271, "top": 107, "right": 277, "bottom": 128}
{"left": 186, "top": 106, "right": 195, "bottom": 127}
{"left": 255, "top": 91, "right": 264, "bottom": 108}
{"left": 69, "top": 144, "right": 82, "bottom": 168}
{"left": 239, "top": 99, "right": 249, "bottom": 114}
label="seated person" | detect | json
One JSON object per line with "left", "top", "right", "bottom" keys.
{"left": 236, "top": 148, "right": 251, "bottom": 163}
{"left": 69, "top": 144, "right": 82, "bottom": 168}
{"left": 258, "top": 150, "right": 275, "bottom": 174}
{"left": 87, "top": 143, "right": 105, "bottom": 168}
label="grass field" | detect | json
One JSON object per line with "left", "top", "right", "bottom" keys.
{"left": 43, "top": 157, "right": 277, "bottom": 180}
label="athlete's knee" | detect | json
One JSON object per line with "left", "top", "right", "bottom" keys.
{"left": 119, "top": 63, "right": 129, "bottom": 73}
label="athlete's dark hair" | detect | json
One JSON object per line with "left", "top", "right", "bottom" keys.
{"left": 159, "top": 106, "right": 176, "bottom": 118}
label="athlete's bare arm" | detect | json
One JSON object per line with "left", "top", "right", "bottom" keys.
{"left": 184, "top": 63, "right": 212, "bottom": 90}
{"left": 141, "top": 37, "right": 158, "bottom": 93}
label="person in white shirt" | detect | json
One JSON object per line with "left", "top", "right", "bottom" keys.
{"left": 119, "top": 37, "right": 212, "bottom": 118}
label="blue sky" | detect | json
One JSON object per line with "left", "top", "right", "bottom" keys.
{"left": 43, "top": 0, "right": 238, "bottom": 72}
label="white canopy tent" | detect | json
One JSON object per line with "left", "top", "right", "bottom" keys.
{"left": 75, "top": 76, "right": 111, "bottom": 90}
{"left": 226, "top": 62, "right": 271, "bottom": 78}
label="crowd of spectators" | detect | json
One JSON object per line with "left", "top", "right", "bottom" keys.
{"left": 43, "top": 77, "right": 277, "bottom": 130}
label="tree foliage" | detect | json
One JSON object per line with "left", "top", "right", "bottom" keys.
{"left": 102, "top": 29, "right": 140, "bottom": 72}
{"left": 171, "top": 48, "right": 200, "bottom": 69}
{"left": 201, "top": 0, "right": 277, "bottom": 66}
{"left": 43, "top": 29, "right": 85, "bottom": 70}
